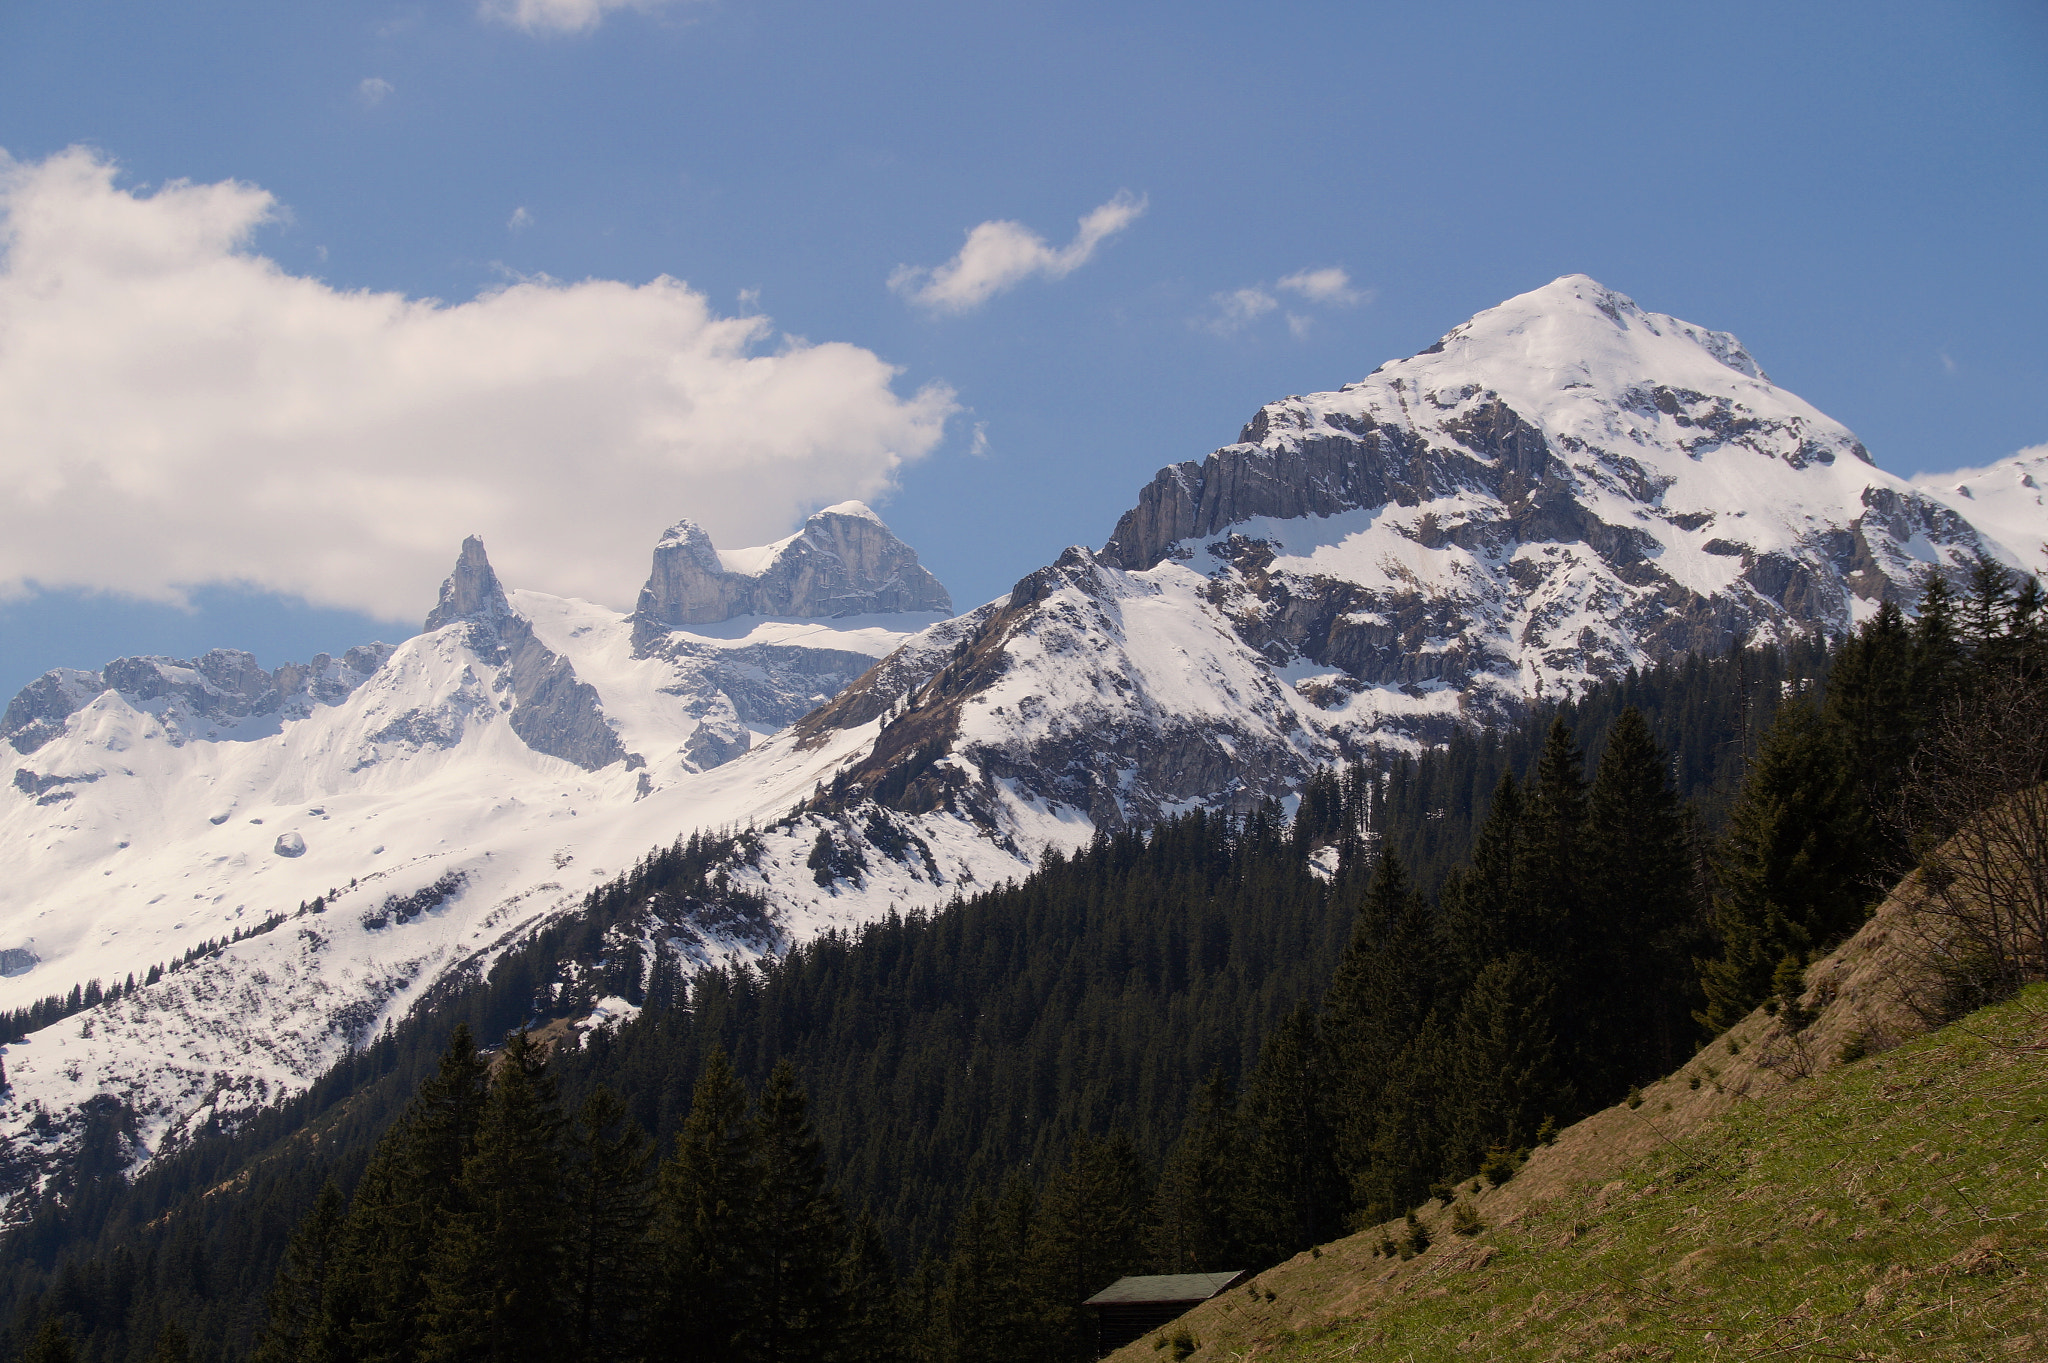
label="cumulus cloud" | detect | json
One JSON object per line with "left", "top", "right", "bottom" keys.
{"left": 0, "top": 147, "right": 956, "bottom": 619}
{"left": 508, "top": 206, "right": 533, "bottom": 231}
{"left": 478, "top": 0, "right": 677, "bottom": 34}
{"left": 357, "top": 77, "right": 395, "bottom": 106}
{"left": 890, "top": 191, "right": 1146, "bottom": 314}
{"left": 1276, "top": 266, "right": 1364, "bottom": 306}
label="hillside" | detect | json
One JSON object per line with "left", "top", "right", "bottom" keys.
{"left": 1111, "top": 886, "right": 2048, "bottom": 1361}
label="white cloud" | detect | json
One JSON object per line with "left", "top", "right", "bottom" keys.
{"left": 1203, "top": 266, "right": 1372, "bottom": 336}
{"left": 357, "top": 77, "right": 395, "bottom": 106}
{"left": 0, "top": 148, "right": 956, "bottom": 619}
{"left": 1276, "top": 266, "right": 1364, "bottom": 307}
{"left": 478, "top": 0, "right": 677, "bottom": 35}
{"left": 508, "top": 206, "right": 533, "bottom": 231}
{"left": 890, "top": 191, "right": 1146, "bottom": 314}
{"left": 969, "top": 421, "right": 990, "bottom": 458}
{"left": 1202, "top": 287, "right": 1278, "bottom": 335}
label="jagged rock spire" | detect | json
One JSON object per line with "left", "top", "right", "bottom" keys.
{"left": 424, "top": 536, "right": 513, "bottom": 633}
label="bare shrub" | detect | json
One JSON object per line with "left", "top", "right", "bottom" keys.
{"left": 1893, "top": 680, "right": 2048, "bottom": 1022}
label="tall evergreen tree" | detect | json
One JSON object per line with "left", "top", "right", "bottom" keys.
{"left": 1437, "top": 771, "right": 1524, "bottom": 982}
{"left": 1698, "top": 702, "right": 1867, "bottom": 1032}
{"left": 748, "top": 1060, "right": 850, "bottom": 1363}
{"left": 1026, "top": 1133, "right": 1151, "bottom": 1363}
{"left": 1322, "top": 853, "right": 1441, "bottom": 1188}
{"left": 311, "top": 1024, "right": 489, "bottom": 1363}
{"left": 1230, "top": 1005, "right": 1343, "bottom": 1264}
{"left": 420, "top": 1030, "right": 571, "bottom": 1363}
{"left": 1444, "top": 953, "right": 1568, "bottom": 1172}
{"left": 23, "top": 1318, "right": 77, "bottom": 1363}
{"left": 252, "top": 1180, "right": 345, "bottom": 1363}
{"left": 1149, "top": 1072, "right": 1237, "bottom": 1274}
{"left": 1582, "top": 707, "right": 1700, "bottom": 1085}
{"left": 565, "top": 1087, "right": 655, "bottom": 1363}
{"left": 837, "top": 1214, "right": 907, "bottom": 1363}
{"left": 653, "top": 1051, "right": 760, "bottom": 1362}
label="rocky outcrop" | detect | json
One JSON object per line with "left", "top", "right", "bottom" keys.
{"left": 419, "top": 538, "right": 627, "bottom": 772}
{"left": 632, "top": 502, "right": 952, "bottom": 639}
{"left": 4, "top": 646, "right": 397, "bottom": 755}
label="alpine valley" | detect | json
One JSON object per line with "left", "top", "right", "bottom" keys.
{"left": 3, "top": 275, "right": 2043, "bottom": 1213}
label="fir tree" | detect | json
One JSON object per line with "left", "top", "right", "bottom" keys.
{"left": 150, "top": 1322, "right": 193, "bottom": 1363}
{"left": 1322, "top": 853, "right": 1441, "bottom": 1188}
{"left": 420, "top": 1030, "right": 571, "bottom": 1363}
{"left": 1437, "top": 772, "right": 1524, "bottom": 981}
{"left": 313, "top": 1024, "right": 489, "bottom": 1363}
{"left": 1149, "top": 1071, "right": 1237, "bottom": 1273}
{"left": 1027, "top": 1132, "right": 1152, "bottom": 1363}
{"left": 1231, "top": 1005, "right": 1343, "bottom": 1264}
{"left": 252, "top": 1179, "right": 345, "bottom": 1363}
{"left": 653, "top": 1051, "right": 760, "bottom": 1362}
{"left": 1582, "top": 707, "right": 1700, "bottom": 1086}
{"left": 564, "top": 1087, "right": 655, "bottom": 1363}
{"left": 1445, "top": 953, "right": 1568, "bottom": 1172}
{"left": 748, "top": 1060, "right": 850, "bottom": 1362}
{"left": 1698, "top": 702, "right": 1868, "bottom": 1032}
{"left": 23, "top": 1318, "right": 77, "bottom": 1363}
{"left": 837, "top": 1213, "right": 906, "bottom": 1363}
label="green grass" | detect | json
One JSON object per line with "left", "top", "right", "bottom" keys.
{"left": 1261, "top": 986, "right": 2048, "bottom": 1362}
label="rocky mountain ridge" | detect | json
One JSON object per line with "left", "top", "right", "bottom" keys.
{"left": 0, "top": 276, "right": 2042, "bottom": 1213}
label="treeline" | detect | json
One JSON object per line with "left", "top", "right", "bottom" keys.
{"left": 3, "top": 914, "right": 292, "bottom": 1046}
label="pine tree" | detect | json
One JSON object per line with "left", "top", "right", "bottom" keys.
{"left": 23, "top": 1318, "right": 77, "bottom": 1363}
{"left": 150, "top": 1321, "right": 193, "bottom": 1363}
{"left": 1911, "top": 571, "right": 1966, "bottom": 721}
{"left": 653, "top": 1051, "right": 760, "bottom": 1362}
{"left": 312, "top": 1024, "right": 490, "bottom": 1363}
{"left": 1149, "top": 1071, "right": 1237, "bottom": 1273}
{"left": 1582, "top": 707, "right": 1699, "bottom": 1087}
{"left": 1437, "top": 772, "right": 1524, "bottom": 981}
{"left": 253, "top": 1180, "right": 345, "bottom": 1363}
{"left": 1231, "top": 1005, "right": 1344, "bottom": 1265}
{"left": 1321, "top": 853, "right": 1441, "bottom": 1189}
{"left": 1519, "top": 718, "right": 1589, "bottom": 947}
{"left": 837, "top": 1213, "right": 906, "bottom": 1363}
{"left": 1444, "top": 953, "right": 1569, "bottom": 1172}
{"left": 420, "top": 1030, "right": 571, "bottom": 1363}
{"left": 1348, "top": 1014, "right": 1451, "bottom": 1226}
{"left": 565, "top": 1087, "right": 655, "bottom": 1363}
{"left": 748, "top": 1060, "right": 850, "bottom": 1362}
{"left": 1698, "top": 702, "right": 1868, "bottom": 1032}
{"left": 1027, "top": 1132, "right": 1152, "bottom": 1363}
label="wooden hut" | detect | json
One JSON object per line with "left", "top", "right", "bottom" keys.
{"left": 1082, "top": 1270, "right": 1248, "bottom": 1354}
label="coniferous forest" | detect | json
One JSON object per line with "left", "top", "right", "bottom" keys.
{"left": 3, "top": 561, "right": 2044, "bottom": 1363}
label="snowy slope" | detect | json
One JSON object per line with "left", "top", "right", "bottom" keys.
{"left": 2, "top": 277, "right": 2043, "bottom": 1210}
{"left": 688, "top": 276, "right": 2048, "bottom": 940}
{"left": 0, "top": 509, "right": 959, "bottom": 1206}
{"left": 1912, "top": 444, "right": 2048, "bottom": 577}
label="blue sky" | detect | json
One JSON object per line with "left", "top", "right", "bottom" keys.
{"left": 1, "top": 0, "right": 2044, "bottom": 694}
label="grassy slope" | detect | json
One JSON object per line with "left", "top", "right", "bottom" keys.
{"left": 1113, "top": 896, "right": 2048, "bottom": 1362}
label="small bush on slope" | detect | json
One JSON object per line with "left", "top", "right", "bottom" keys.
{"left": 1115, "top": 983, "right": 2048, "bottom": 1362}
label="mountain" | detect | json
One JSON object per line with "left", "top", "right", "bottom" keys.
{"left": 676, "top": 275, "right": 2041, "bottom": 923}
{"left": 1, "top": 275, "right": 2041, "bottom": 1211}
{"left": 0, "top": 504, "right": 956, "bottom": 1209}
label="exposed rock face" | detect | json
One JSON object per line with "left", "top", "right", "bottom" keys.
{"left": 4, "top": 647, "right": 396, "bottom": 755}
{"left": 1096, "top": 275, "right": 1993, "bottom": 708}
{"left": 418, "top": 537, "right": 627, "bottom": 772}
{"left": 633, "top": 502, "right": 952, "bottom": 638}
{"left": 785, "top": 276, "right": 2033, "bottom": 856}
